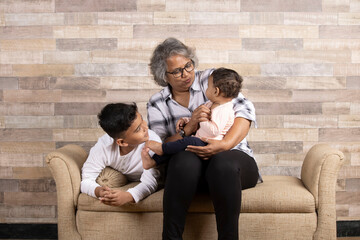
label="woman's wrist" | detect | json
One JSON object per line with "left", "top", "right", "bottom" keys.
{"left": 218, "top": 138, "right": 231, "bottom": 151}
{"left": 183, "top": 124, "right": 195, "bottom": 137}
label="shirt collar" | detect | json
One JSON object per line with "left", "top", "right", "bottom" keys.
{"left": 190, "top": 70, "right": 201, "bottom": 92}
{"left": 161, "top": 85, "right": 172, "bottom": 100}
{"left": 161, "top": 70, "right": 201, "bottom": 100}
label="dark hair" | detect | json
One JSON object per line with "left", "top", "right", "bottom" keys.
{"left": 149, "top": 38, "right": 198, "bottom": 87}
{"left": 211, "top": 68, "right": 243, "bottom": 98}
{"left": 98, "top": 103, "right": 138, "bottom": 139}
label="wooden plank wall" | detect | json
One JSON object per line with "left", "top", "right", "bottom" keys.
{"left": 0, "top": 0, "right": 359, "bottom": 223}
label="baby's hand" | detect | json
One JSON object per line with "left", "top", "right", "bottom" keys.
{"left": 176, "top": 118, "right": 186, "bottom": 133}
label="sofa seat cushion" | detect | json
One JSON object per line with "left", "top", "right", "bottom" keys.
{"left": 78, "top": 175, "right": 315, "bottom": 213}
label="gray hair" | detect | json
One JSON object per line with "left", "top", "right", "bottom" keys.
{"left": 149, "top": 38, "right": 198, "bottom": 87}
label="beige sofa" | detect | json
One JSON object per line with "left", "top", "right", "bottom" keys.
{"left": 46, "top": 143, "right": 344, "bottom": 240}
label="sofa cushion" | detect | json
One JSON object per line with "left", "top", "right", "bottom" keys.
{"left": 78, "top": 175, "right": 315, "bottom": 213}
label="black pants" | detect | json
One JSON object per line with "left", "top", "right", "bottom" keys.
{"left": 162, "top": 150, "right": 259, "bottom": 240}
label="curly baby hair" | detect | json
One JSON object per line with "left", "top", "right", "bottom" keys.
{"left": 211, "top": 68, "right": 243, "bottom": 98}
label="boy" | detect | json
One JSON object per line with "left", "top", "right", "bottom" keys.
{"left": 80, "top": 103, "right": 161, "bottom": 206}
{"left": 142, "top": 67, "right": 242, "bottom": 169}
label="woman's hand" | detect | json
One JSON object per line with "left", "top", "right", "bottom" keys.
{"left": 186, "top": 118, "right": 252, "bottom": 160}
{"left": 186, "top": 138, "right": 226, "bottom": 160}
{"left": 165, "top": 104, "right": 211, "bottom": 143}
{"left": 185, "top": 104, "right": 211, "bottom": 135}
{"left": 192, "top": 104, "right": 211, "bottom": 122}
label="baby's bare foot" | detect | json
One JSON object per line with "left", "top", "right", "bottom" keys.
{"left": 147, "top": 140, "right": 164, "bottom": 156}
{"left": 141, "top": 147, "right": 156, "bottom": 170}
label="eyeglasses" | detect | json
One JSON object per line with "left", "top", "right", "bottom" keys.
{"left": 166, "top": 61, "right": 194, "bottom": 78}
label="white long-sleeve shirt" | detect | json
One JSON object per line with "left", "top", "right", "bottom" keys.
{"left": 80, "top": 129, "right": 161, "bottom": 203}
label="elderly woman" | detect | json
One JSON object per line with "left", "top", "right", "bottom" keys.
{"left": 147, "top": 38, "right": 260, "bottom": 240}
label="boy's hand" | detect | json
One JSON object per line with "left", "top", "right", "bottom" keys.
{"left": 141, "top": 146, "right": 157, "bottom": 170}
{"left": 99, "top": 189, "right": 134, "bottom": 206}
{"left": 95, "top": 186, "right": 111, "bottom": 198}
{"left": 146, "top": 140, "right": 163, "bottom": 156}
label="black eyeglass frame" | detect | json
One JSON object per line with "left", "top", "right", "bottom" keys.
{"left": 165, "top": 60, "right": 195, "bottom": 78}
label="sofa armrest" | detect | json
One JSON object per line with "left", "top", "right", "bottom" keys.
{"left": 46, "top": 144, "right": 88, "bottom": 240}
{"left": 300, "top": 144, "right": 345, "bottom": 240}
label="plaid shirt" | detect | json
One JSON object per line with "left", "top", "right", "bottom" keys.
{"left": 147, "top": 68, "right": 257, "bottom": 158}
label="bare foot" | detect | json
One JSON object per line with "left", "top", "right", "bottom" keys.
{"left": 147, "top": 140, "right": 164, "bottom": 156}
{"left": 141, "top": 147, "right": 156, "bottom": 170}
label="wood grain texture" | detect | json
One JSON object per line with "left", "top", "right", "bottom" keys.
{"left": 0, "top": 0, "right": 359, "bottom": 223}
{"left": 241, "top": 0, "right": 321, "bottom": 12}
{"left": 55, "top": 0, "right": 136, "bottom": 12}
